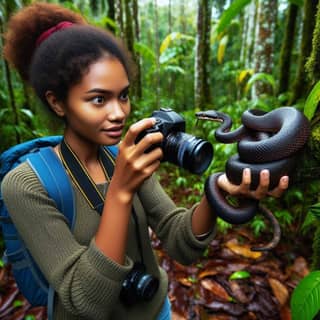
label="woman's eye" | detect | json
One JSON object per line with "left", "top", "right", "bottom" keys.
{"left": 91, "top": 96, "right": 105, "bottom": 104}
{"left": 119, "top": 91, "right": 129, "bottom": 102}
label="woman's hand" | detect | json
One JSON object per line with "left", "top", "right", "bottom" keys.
{"left": 217, "top": 168, "right": 289, "bottom": 200}
{"left": 110, "top": 118, "right": 163, "bottom": 202}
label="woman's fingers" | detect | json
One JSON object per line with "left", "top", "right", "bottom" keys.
{"left": 217, "top": 169, "right": 288, "bottom": 200}
{"left": 253, "top": 170, "right": 270, "bottom": 199}
{"left": 123, "top": 118, "right": 156, "bottom": 146}
{"left": 268, "top": 175, "right": 289, "bottom": 198}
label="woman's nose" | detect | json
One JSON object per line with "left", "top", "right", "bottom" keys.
{"left": 108, "top": 99, "right": 126, "bottom": 121}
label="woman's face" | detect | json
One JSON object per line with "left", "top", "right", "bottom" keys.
{"left": 63, "top": 57, "right": 130, "bottom": 146}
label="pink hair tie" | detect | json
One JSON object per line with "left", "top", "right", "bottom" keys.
{"left": 36, "top": 21, "right": 74, "bottom": 47}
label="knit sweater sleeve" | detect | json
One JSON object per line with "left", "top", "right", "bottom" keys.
{"left": 137, "top": 174, "right": 215, "bottom": 265}
{"left": 1, "top": 162, "right": 134, "bottom": 319}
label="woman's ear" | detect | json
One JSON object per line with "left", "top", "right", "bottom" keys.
{"left": 45, "top": 91, "right": 65, "bottom": 117}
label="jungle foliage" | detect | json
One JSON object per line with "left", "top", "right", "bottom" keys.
{"left": 1, "top": 0, "right": 320, "bottom": 318}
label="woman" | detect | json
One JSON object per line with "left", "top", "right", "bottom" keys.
{"left": 1, "top": 2, "right": 288, "bottom": 320}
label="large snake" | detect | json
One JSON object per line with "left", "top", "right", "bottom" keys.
{"left": 196, "top": 106, "right": 310, "bottom": 251}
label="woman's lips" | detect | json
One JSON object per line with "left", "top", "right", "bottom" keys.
{"left": 102, "top": 126, "right": 124, "bottom": 138}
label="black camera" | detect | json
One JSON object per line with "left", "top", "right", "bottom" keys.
{"left": 119, "top": 262, "right": 159, "bottom": 306}
{"left": 136, "top": 108, "right": 213, "bottom": 174}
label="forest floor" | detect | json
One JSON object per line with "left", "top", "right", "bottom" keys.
{"left": 0, "top": 172, "right": 313, "bottom": 320}
{"left": 0, "top": 226, "right": 311, "bottom": 320}
{"left": 153, "top": 226, "right": 311, "bottom": 320}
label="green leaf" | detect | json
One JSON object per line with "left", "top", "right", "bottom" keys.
{"left": 216, "top": 0, "right": 251, "bottom": 36}
{"left": 301, "top": 211, "right": 316, "bottom": 234}
{"left": 159, "top": 32, "right": 194, "bottom": 54}
{"left": 20, "top": 108, "right": 34, "bottom": 120}
{"left": 24, "top": 315, "right": 36, "bottom": 320}
{"left": 291, "top": 271, "right": 320, "bottom": 320}
{"left": 245, "top": 72, "right": 276, "bottom": 94}
{"left": 304, "top": 80, "right": 320, "bottom": 120}
{"left": 309, "top": 203, "right": 320, "bottom": 221}
{"left": 0, "top": 259, "right": 4, "bottom": 268}
{"left": 162, "top": 65, "right": 185, "bottom": 75}
{"left": 187, "top": 276, "right": 197, "bottom": 284}
{"left": 229, "top": 270, "right": 251, "bottom": 280}
{"left": 13, "top": 299, "right": 23, "bottom": 308}
{"left": 0, "top": 108, "right": 10, "bottom": 120}
{"left": 175, "top": 176, "right": 187, "bottom": 187}
{"left": 134, "top": 42, "right": 156, "bottom": 63}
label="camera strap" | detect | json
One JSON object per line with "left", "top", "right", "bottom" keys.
{"left": 59, "top": 139, "right": 146, "bottom": 264}
{"left": 59, "top": 139, "right": 115, "bottom": 215}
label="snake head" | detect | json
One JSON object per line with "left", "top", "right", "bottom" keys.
{"left": 195, "top": 110, "right": 225, "bottom": 122}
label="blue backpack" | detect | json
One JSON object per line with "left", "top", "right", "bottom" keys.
{"left": 0, "top": 136, "right": 118, "bottom": 319}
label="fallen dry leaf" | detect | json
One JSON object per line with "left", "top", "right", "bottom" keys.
{"left": 268, "top": 277, "right": 289, "bottom": 306}
{"left": 177, "top": 277, "right": 194, "bottom": 287}
{"left": 198, "top": 268, "right": 218, "bottom": 279}
{"left": 225, "top": 239, "right": 262, "bottom": 259}
{"left": 200, "top": 279, "right": 231, "bottom": 302}
{"left": 228, "top": 279, "right": 251, "bottom": 304}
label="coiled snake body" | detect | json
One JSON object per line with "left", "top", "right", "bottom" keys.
{"left": 196, "top": 106, "right": 310, "bottom": 251}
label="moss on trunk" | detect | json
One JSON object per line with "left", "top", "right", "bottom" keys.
{"left": 306, "top": 1, "right": 320, "bottom": 85}
{"left": 278, "top": 4, "right": 299, "bottom": 95}
{"left": 290, "top": 0, "right": 318, "bottom": 103}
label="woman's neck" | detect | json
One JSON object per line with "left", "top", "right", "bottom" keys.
{"left": 58, "top": 131, "right": 107, "bottom": 184}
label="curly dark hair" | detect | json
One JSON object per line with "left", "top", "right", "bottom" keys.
{"left": 3, "top": 2, "right": 133, "bottom": 109}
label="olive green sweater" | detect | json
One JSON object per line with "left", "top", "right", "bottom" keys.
{"left": 1, "top": 161, "right": 214, "bottom": 320}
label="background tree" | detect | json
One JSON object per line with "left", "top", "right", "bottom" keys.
{"left": 306, "top": 1, "right": 320, "bottom": 85}
{"left": 115, "top": 0, "right": 124, "bottom": 38}
{"left": 240, "top": 0, "right": 258, "bottom": 69}
{"left": 278, "top": 2, "right": 299, "bottom": 95}
{"left": 154, "top": 0, "right": 160, "bottom": 108}
{"left": 132, "top": 0, "right": 142, "bottom": 98}
{"left": 90, "top": 0, "right": 98, "bottom": 16}
{"left": 107, "top": 0, "right": 116, "bottom": 33}
{"left": 252, "top": 0, "right": 278, "bottom": 98}
{"left": 194, "top": 0, "right": 213, "bottom": 109}
{"left": 290, "top": 0, "right": 319, "bottom": 103}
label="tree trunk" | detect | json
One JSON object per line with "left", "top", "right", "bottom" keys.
{"left": 124, "top": 0, "right": 134, "bottom": 54}
{"left": 180, "top": 2, "right": 186, "bottom": 34}
{"left": 203, "top": 0, "right": 212, "bottom": 102}
{"left": 278, "top": 3, "right": 299, "bottom": 95}
{"left": 115, "top": 0, "right": 124, "bottom": 38}
{"left": 290, "top": 0, "right": 319, "bottom": 103}
{"left": 240, "top": 0, "right": 258, "bottom": 69}
{"left": 4, "top": 60, "right": 20, "bottom": 143}
{"left": 154, "top": 0, "right": 160, "bottom": 108}
{"left": 107, "top": 0, "right": 116, "bottom": 33}
{"left": 306, "top": 1, "right": 320, "bottom": 85}
{"left": 252, "top": 0, "right": 278, "bottom": 98}
{"left": 0, "top": 21, "right": 20, "bottom": 143}
{"left": 90, "top": 0, "right": 99, "bottom": 16}
{"left": 168, "top": 0, "right": 172, "bottom": 34}
{"left": 194, "top": 0, "right": 213, "bottom": 109}
{"left": 132, "top": 0, "right": 142, "bottom": 98}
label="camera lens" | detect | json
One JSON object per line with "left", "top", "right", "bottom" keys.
{"left": 120, "top": 263, "right": 159, "bottom": 306}
{"left": 137, "top": 274, "right": 159, "bottom": 301}
{"left": 164, "top": 132, "right": 213, "bottom": 174}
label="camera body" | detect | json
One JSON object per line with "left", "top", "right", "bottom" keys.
{"left": 120, "top": 262, "right": 159, "bottom": 306}
{"left": 140, "top": 108, "right": 186, "bottom": 139}
{"left": 136, "top": 108, "right": 213, "bottom": 174}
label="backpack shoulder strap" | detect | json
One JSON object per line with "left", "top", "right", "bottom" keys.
{"left": 100, "top": 145, "right": 118, "bottom": 181}
{"left": 27, "top": 147, "right": 75, "bottom": 320}
{"left": 105, "top": 145, "right": 119, "bottom": 158}
{"left": 27, "top": 147, "right": 75, "bottom": 230}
